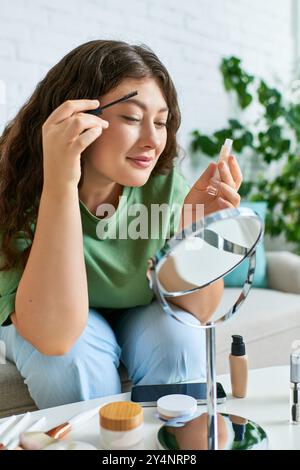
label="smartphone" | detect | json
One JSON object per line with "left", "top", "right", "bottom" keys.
{"left": 131, "top": 382, "right": 226, "bottom": 407}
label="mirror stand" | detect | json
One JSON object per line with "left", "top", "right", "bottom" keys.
{"left": 206, "top": 322, "right": 218, "bottom": 449}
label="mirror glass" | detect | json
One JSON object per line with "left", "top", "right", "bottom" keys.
{"left": 149, "top": 207, "right": 263, "bottom": 326}
{"left": 156, "top": 209, "right": 262, "bottom": 296}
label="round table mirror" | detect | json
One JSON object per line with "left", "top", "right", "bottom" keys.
{"left": 147, "top": 207, "right": 267, "bottom": 450}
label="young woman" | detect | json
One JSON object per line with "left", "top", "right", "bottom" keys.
{"left": 0, "top": 40, "right": 242, "bottom": 408}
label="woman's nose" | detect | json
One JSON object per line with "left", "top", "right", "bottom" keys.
{"left": 138, "top": 125, "right": 161, "bottom": 149}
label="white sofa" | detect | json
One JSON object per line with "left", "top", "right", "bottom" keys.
{"left": 0, "top": 251, "right": 300, "bottom": 417}
{"left": 216, "top": 251, "right": 300, "bottom": 373}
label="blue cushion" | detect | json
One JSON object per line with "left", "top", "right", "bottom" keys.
{"left": 224, "top": 201, "right": 268, "bottom": 288}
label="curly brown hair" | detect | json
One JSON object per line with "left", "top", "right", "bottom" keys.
{"left": 0, "top": 39, "right": 182, "bottom": 272}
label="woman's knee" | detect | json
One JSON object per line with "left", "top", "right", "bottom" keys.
{"left": 148, "top": 323, "right": 206, "bottom": 383}
{"left": 23, "top": 338, "right": 121, "bottom": 409}
{"left": 15, "top": 309, "right": 122, "bottom": 408}
{"left": 118, "top": 301, "right": 206, "bottom": 384}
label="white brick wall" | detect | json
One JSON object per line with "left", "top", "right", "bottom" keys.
{"left": 0, "top": 0, "right": 294, "bottom": 183}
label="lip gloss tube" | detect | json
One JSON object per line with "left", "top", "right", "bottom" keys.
{"left": 290, "top": 352, "right": 300, "bottom": 424}
{"left": 219, "top": 139, "right": 233, "bottom": 164}
{"left": 213, "top": 139, "right": 233, "bottom": 183}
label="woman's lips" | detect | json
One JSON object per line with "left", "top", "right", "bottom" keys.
{"left": 127, "top": 157, "right": 152, "bottom": 168}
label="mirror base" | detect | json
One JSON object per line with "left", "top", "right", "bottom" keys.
{"left": 157, "top": 413, "right": 268, "bottom": 450}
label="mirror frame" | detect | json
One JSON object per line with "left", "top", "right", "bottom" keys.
{"left": 147, "top": 207, "right": 264, "bottom": 328}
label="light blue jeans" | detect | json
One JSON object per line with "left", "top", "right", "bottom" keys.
{"left": 0, "top": 300, "right": 206, "bottom": 409}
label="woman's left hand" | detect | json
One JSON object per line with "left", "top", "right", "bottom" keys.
{"left": 183, "top": 155, "right": 243, "bottom": 217}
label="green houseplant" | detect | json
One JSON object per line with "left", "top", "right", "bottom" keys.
{"left": 190, "top": 56, "right": 300, "bottom": 253}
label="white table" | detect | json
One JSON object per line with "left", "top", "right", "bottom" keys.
{"left": 1, "top": 365, "right": 299, "bottom": 450}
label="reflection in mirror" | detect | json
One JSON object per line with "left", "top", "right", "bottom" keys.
{"left": 208, "top": 216, "right": 262, "bottom": 250}
{"left": 163, "top": 413, "right": 228, "bottom": 450}
{"left": 157, "top": 211, "right": 262, "bottom": 297}
{"left": 229, "top": 414, "right": 248, "bottom": 443}
{"left": 157, "top": 236, "right": 245, "bottom": 295}
{"left": 157, "top": 413, "right": 268, "bottom": 450}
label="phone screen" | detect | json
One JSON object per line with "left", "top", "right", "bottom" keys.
{"left": 131, "top": 382, "right": 226, "bottom": 406}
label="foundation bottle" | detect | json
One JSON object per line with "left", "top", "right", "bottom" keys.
{"left": 229, "top": 335, "right": 248, "bottom": 398}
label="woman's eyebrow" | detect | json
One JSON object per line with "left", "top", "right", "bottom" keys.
{"left": 122, "top": 98, "right": 169, "bottom": 113}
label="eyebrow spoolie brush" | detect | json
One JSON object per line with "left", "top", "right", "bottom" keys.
{"left": 86, "top": 90, "right": 138, "bottom": 116}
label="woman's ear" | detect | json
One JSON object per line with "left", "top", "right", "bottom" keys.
{"left": 10, "top": 312, "right": 17, "bottom": 327}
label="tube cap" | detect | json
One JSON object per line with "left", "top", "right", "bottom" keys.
{"left": 224, "top": 138, "right": 233, "bottom": 151}
{"left": 220, "top": 139, "right": 233, "bottom": 161}
{"left": 231, "top": 335, "right": 246, "bottom": 356}
{"left": 291, "top": 352, "right": 300, "bottom": 383}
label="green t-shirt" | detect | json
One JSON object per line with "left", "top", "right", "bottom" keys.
{"left": 0, "top": 167, "right": 190, "bottom": 326}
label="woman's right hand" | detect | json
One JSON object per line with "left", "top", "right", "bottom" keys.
{"left": 42, "top": 99, "right": 109, "bottom": 191}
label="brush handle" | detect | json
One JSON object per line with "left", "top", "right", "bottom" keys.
{"left": 46, "top": 422, "right": 71, "bottom": 439}
{"left": 0, "top": 415, "right": 17, "bottom": 435}
{"left": 0, "top": 412, "right": 31, "bottom": 447}
{"left": 85, "top": 107, "right": 103, "bottom": 116}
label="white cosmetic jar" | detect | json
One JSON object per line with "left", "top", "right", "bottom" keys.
{"left": 99, "top": 401, "right": 144, "bottom": 450}
{"left": 157, "top": 394, "right": 197, "bottom": 420}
